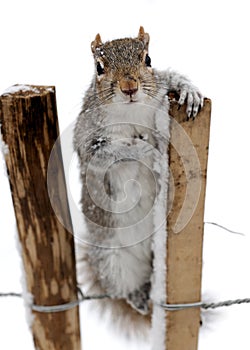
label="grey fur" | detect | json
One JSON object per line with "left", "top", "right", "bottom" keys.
{"left": 73, "top": 27, "right": 203, "bottom": 317}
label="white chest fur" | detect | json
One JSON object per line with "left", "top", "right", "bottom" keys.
{"left": 92, "top": 99, "right": 169, "bottom": 297}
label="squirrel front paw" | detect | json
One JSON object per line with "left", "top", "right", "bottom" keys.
{"left": 178, "top": 85, "right": 204, "bottom": 120}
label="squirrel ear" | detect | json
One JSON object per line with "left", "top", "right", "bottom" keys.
{"left": 138, "top": 26, "right": 150, "bottom": 50}
{"left": 91, "top": 33, "right": 103, "bottom": 54}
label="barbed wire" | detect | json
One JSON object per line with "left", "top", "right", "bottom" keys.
{"left": 0, "top": 221, "right": 248, "bottom": 313}
{"left": 204, "top": 221, "right": 245, "bottom": 236}
{"left": 1, "top": 290, "right": 250, "bottom": 313}
{"left": 161, "top": 298, "right": 250, "bottom": 311}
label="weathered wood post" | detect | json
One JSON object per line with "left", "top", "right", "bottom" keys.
{"left": 166, "top": 98, "right": 211, "bottom": 349}
{"left": 0, "top": 85, "right": 81, "bottom": 350}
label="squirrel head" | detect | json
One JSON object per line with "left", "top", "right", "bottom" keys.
{"left": 90, "top": 27, "right": 155, "bottom": 103}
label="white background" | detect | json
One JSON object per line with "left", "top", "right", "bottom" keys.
{"left": 1, "top": 0, "right": 250, "bottom": 349}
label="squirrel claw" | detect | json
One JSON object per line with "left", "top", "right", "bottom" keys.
{"left": 179, "top": 88, "right": 203, "bottom": 120}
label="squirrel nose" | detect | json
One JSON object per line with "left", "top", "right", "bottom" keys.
{"left": 120, "top": 77, "right": 138, "bottom": 96}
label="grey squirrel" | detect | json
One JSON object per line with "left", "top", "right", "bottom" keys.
{"left": 73, "top": 26, "right": 203, "bottom": 334}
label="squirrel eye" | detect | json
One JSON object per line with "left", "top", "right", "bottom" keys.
{"left": 96, "top": 62, "right": 105, "bottom": 76}
{"left": 145, "top": 54, "right": 151, "bottom": 67}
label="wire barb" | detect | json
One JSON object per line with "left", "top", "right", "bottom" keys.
{"left": 201, "top": 298, "right": 250, "bottom": 310}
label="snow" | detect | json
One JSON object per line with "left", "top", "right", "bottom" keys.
{"left": 150, "top": 107, "right": 169, "bottom": 350}
{"left": 2, "top": 85, "right": 54, "bottom": 96}
{"left": 0, "top": 132, "right": 9, "bottom": 156}
{"left": 150, "top": 166, "right": 168, "bottom": 350}
{"left": 1, "top": 0, "right": 250, "bottom": 349}
{"left": 0, "top": 131, "right": 9, "bottom": 178}
{"left": 15, "top": 236, "right": 34, "bottom": 328}
{"left": 2, "top": 84, "right": 40, "bottom": 95}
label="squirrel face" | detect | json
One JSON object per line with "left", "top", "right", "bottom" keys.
{"left": 91, "top": 27, "right": 156, "bottom": 103}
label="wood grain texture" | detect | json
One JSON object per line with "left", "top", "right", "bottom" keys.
{"left": 166, "top": 98, "right": 211, "bottom": 350}
{"left": 0, "top": 85, "right": 81, "bottom": 350}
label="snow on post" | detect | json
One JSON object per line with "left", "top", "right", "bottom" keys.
{"left": 166, "top": 98, "right": 211, "bottom": 349}
{"left": 0, "top": 85, "right": 81, "bottom": 350}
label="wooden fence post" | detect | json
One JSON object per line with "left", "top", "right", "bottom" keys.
{"left": 0, "top": 85, "right": 81, "bottom": 350}
{"left": 166, "top": 99, "right": 211, "bottom": 349}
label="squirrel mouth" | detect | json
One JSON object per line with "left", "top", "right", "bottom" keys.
{"left": 129, "top": 98, "right": 137, "bottom": 103}
{"left": 123, "top": 96, "right": 137, "bottom": 103}
{"left": 128, "top": 94, "right": 138, "bottom": 103}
